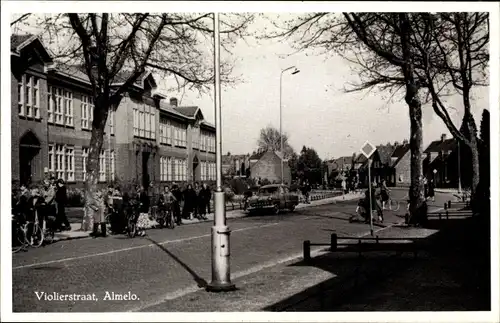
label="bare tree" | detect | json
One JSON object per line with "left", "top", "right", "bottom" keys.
{"left": 265, "top": 12, "right": 489, "bottom": 221}
{"left": 18, "top": 13, "right": 254, "bottom": 229}
{"left": 266, "top": 13, "right": 428, "bottom": 223}
{"left": 257, "top": 125, "right": 295, "bottom": 159}
{"left": 417, "top": 13, "right": 489, "bottom": 198}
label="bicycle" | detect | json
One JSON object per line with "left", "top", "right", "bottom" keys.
{"left": 12, "top": 216, "right": 28, "bottom": 253}
{"left": 125, "top": 203, "right": 140, "bottom": 238}
{"left": 156, "top": 204, "right": 175, "bottom": 229}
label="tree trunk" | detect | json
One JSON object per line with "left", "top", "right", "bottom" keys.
{"left": 407, "top": 99, "right": 426, "bottom": 224}
{"left": 399, "top": 13, "right": 426, "bottom": 225}
{"left": 81, "top": 97, "right": 110, "bottom": 231}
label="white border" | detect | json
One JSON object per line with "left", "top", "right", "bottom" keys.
{"left": 2, "top": 2, "right": 499, "bottom": 322}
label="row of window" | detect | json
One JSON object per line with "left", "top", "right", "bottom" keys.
{"left": 200, "top": 161, "right": 216, "bottom": 181}
{"left": 80, "top": 96, "right": 115, "bottom": 134}
{"left": 160, "top": 157, "right": 188, "bottom": 182}
{"left": 47, "top": 145, "right": 214, "bottom": 183}
{"left": 48, "top": 144, "right": 115, "bottom": 183}
{"left": 159, "top": 119, "right": 188, "bottom": 147}
{"left": 18, "top": 74, "right": 214, "bottom": 142}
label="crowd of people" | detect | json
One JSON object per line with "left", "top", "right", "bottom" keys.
{"left": 86, "top": 181, "right": 213, "bottom": 238}
{"left": 12, "top": 177, "right": 71, "bottom": 233}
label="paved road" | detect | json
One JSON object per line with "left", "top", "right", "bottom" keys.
{"left": 12, "top": 190, "right": 447, "bottom": 312}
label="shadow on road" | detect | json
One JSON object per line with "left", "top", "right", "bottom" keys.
{"left": 145, "top": 237, "right": 208, "bottom": 288}
{"left": 262, "top": 214, "right": 491, "bottom": 312}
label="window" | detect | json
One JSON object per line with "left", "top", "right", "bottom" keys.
{"left": 109, "top": 108, "right": 115, "bottom": 135}
{"left": 182, "top": 159, "right": 187, "bottom": 181}
{"left": 167, "top": 157, "right": 173, "bottom": 181}
{"left": 48, "top": 86, "right": 73, "bottom": 126}
{"left": 18, "top": 74, "right": 40, "bottom": 118}
{"left": 55, "top": 144, "right": 64, "bottom": 180}
{"left": 48, "top": 145, "right": 54, "bottom": 173}
{"left": 192, "top": 127, "right": 200, "bottom": 150}
{"left": 65, "top": 147, "right": 75, "bottom": 181}
{"left": 64, "top": 90, "right": 74, "bottom": 126}
{"left": 160, "top": 156, "right": 168, "bottom": 182}
{"left": 81, "top": 95, "right": 94, "bottom": 130}
{"left": 110, "top": 150, "right": 115, "bottom": 181}
{"left": 133, "top": 108, "right": 139, "bottom": 136}
{"left": 133, "top": 104, "right": 156, "bottom": 139}
{"left": 160, "top": 119, "right": 171, "bottom": 145}
{"left": 99, "top": 150, "right": 106, "bottom": 182}
{"left": 201, "top": 161, "right": 207, "bottom": 181}
{"left": 166, "top": 121, "right": 172, "bottom": 145}
{"left": 48, "top": 144, "right": 75, "bottom": 181}
{"left": 82, "top": 147, "right": 89, "bottom": 181}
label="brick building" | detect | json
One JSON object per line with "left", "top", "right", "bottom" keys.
{"left": 248, "top": 150, "right": 291, "bottom": 184}
{"left": 423, "top": 134, "right": 460, "bottom": 188}
{"left": 11, "top": 34, "right": 216, "bottom": 188}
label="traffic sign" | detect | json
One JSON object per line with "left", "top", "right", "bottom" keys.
{"left": 360, "top": 141, "right": 376, "bottom": 159}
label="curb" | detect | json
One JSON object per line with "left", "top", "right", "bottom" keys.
{"left": 56, "top": 196, "right": 362, "bottom": 243}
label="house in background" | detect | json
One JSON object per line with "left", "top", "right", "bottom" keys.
{"left": 249, "top": 150, "right": 291, "bottom": 184}
{"left": 423, "top": 134, "right": 460, "bottom": 188}
{"left": 222, "top": 152, "right": 250, "bottom": 178}
{"left": 375, "top": 143, "right": 397, "bottom": 185}
{"left": 390, "top": 140, "right": 411, "bottom": 186}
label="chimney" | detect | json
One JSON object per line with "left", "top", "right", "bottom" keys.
{"left": 170, "top": 97, "right": 178, "bottom": 107}
{"left": 441, "top": 134, "right": 446, "bottom": 142}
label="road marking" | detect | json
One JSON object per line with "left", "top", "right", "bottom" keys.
{"left": 130, "top": 221, "right": 396, "bottom": 312}
{"left": 12, "top": 222, "right": 279, "bottom": 270}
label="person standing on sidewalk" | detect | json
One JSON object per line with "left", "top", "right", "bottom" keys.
{"left": 182, "top": 184, "right": 196, "bottom": 220}
{"left": 171, "top": 184, "right": 183, "bottom": 225}
{"left": 136, "top": 186, "right": 150, "bottom": 237}
{"left": 199, "top": 183, "right": 211, "bottom": 220}
{"left": 428, "top": 179, "right": 435, "bottom": 202}
{"left": 193, "top": 182, "right": 202, "bottom": 219}
{"left": 55, "top": 179, "right": 71, "bottom": 231}
{"left": 89, "top": 189, "right": 107, "bottom": 238}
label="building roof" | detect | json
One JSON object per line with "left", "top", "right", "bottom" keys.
{"left": 334, "top": 156, "right": 354, "bottom": 166}
{"left": 391, "top": 143, "right": 410, "bottom": 167}
{"left": 11, "top": 34, "right": 35, "bottom": 52}
{"left": 376, "top": 144, "right": 396, "bottom": 165}
{"left": 249, "top": 151, "right": 267, "bottom": 160}
{"left": 424, "top": 138, "right": 457, "bottom": 153}
{"left": 174, "top": 106, "right": 199, "bottom": 118}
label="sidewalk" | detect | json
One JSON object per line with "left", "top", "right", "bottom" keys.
{"left": 143, "top": 208, "right": 488, "bottom": 312}
{"left": 54, "top": 191, "right": 364, "bottom": 242}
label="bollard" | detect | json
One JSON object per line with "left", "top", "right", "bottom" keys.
{"left": 405, "top": 213, "right": 409, "bottom": 224}
{"left": 446, "top": 210, "right": 449, "bottom": 220}
{"left": 448, "top": 200, "right": 451, "bottom": 209}
{"left": 303, "top": 240, "right": 311, "bottom": 262}
{"left": 376, "top": 235, "right": 379, "bottom": 244}
{"left": 330, "top": 233, "right": 337, "bottom": 251}
{"left": 444, "top": 202, "right": 448, "bottom": 210}
{"left": 439, "top": 213, "right": 442, "bottom": 220}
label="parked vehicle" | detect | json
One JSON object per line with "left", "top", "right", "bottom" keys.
{"left": 246, "top": 184, "right": 299, "bottom": 215}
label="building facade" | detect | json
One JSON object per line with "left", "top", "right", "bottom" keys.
{"left": 249, "top": 150, "right": 291, "bottom": 184}
{"left": 391, "top": 141, "right": 411, "bottom": 187}
{"left": 11, "top": 34, "right": 216, "bottom": 188}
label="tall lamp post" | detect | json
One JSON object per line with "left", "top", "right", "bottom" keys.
{"left": 280, "top": 66, "right": 300, "bottom": 184}
{"left": 457, "top": 140, "right": 462, "bottom": 193}
{"left": 207, "top": 12, "right": 236, "bottom": 292}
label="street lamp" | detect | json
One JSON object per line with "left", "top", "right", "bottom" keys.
{"left": 206, "top": 12, "right": 236, "bottom": 293}
{"left": 280, "top": 66, "right": 300, "bottom": 184}
{"left": 457, "top": 140, "right": 462, "bottom": 193}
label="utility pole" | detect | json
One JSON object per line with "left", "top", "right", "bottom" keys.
{"left": 206, "top": 12, "right": 236, "bottom": 292}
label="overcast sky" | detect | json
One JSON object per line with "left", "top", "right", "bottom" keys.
{"left": 12, "top": 12, "right": 489, "bottom": 160}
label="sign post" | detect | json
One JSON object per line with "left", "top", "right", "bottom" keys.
{"left": 360, "top": 141, "right": 376, "bottom": 236}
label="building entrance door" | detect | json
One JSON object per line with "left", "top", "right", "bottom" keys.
{"left": 192, "top": 155, "right": 199, "bottom": 182}
{"left": 142, "top": 152, "right": 150, "bottom": 188}
{"left": 19, "top": 131, "right": 41, "bottom": 185}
